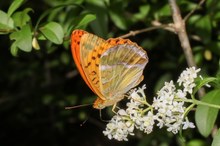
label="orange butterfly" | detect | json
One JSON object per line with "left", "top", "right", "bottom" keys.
{"left": 71, "top": 29, "right": 148, "bottom": 109}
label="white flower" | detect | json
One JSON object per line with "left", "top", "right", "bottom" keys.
{"left": 140, "top": 111, "right": 155, "bottom": 134}
{"left": 127, "top": 85, "right": 155, "bottom": 134}
{"left": 182, "top": 118, "right": 195, "bottom": 129}
{"left": 177, "top": 67, "right": 200, "bottom": 94}
{"left": 152, "top": 78, "right": 190, "bottom": 134}
{"left": 167, "top": 121, "right": 181, "bottom": 134}
{"left": 103, "top": 109, "right": 135, "bottom": 141}
{"left": 157, "top": 81, "right": 175, "bottom": 98}
{"left": 129, "top": 84, "right": 146, "bottom": 103}
{"left": 130, "top": 110, "right": 155, "bottom": 134}
{"left": 155, "top": 117, "right": 164, "bottom": 128}
{"left": 200, "top": 75, "right": 211, "bottom": 88}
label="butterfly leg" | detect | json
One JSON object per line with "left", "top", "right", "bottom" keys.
{"left": 112, "top": 103, "right": 120, "bottom": 114}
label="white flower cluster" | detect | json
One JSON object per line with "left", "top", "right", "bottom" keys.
{"left": 103, "top": 85, "right": 155, "bottom": 141}
{"left": 127, "top": 85, "right": 155, "bottom": 134}
{"left": 103, "top": 67, "right": 200, "bottom": 141}
{"left": 103, "top": 109, "right": 135, "bottom": 141}
{"left": 153, "top": 80, "right": 195, "bottom": 134}
{"left": 177, "top": 67, "right": 201, "bottom": 94}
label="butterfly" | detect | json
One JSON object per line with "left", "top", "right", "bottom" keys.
{"left": 71, "top": 29, "right": 148, "bottom": 109}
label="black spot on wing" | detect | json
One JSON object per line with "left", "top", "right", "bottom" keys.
{"left": 85, "top": 62, "right": 91, "bottom": 68}
{"left": 97, "top": 53, "right": 101, "bottom": 58}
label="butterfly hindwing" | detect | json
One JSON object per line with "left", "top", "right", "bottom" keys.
{"left": 99, "top": 42, "right": 148, "bottom": 100}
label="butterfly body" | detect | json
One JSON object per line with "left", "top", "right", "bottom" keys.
{"left": 71, "top": 30, "right": 148, "bottom": 109}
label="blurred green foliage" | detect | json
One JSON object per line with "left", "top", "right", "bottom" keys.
{"left": 0, "top": 0, "right": 220, "bottom": 146}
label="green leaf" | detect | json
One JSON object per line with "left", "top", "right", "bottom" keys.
{"left": 212, "top": 128, "right": 220, "bottom": 146}
{"left": 156, "top": 5, "right": 171, "bottom": 18}
{"left": 74, "top": 14, "right": 96, "bottom": 29}
{"left": 37, "top": 33, "right": 47, "bottom": 40}
{"left": 186, "top": 139, "right": 207, "bottom": 146}
{"left": 0, "top": 10, "right": 14, "bottom": 34}
{"left": 193, "top": 77, "right": 217, "bottom": 94}
{"left": 10, "top": 42, "right": 19, "bottom": 56}
{"left": 34, "top": 3, "right": 80, "bottom": 28}
{"left": 179, "top": 1, "right": 199, "bottom": 14}
{"left": 86, "top": 2, "right": 108, "bottom": 37}
{"left": 195, "top": 89, "right": 220, "bottom": 137}
{"left": 194, "top": 15, "right": 212, "bottom": 44}
{"left": 133, "top": 5, "right": 150, "bottom": 21}
{"left": 10, "top": 24, "right": 32, "bottom": 52}
{"left": 12, "top": 8, "right": 32, "bottom": 28}
{"left": 7, "top": 0, "right": 25, "bottom": 16}
{"left": 109, "top": 10, "right": 127, "bottom": 30}
{"left": 39, "top": 22, "right": 64, "bottom": 44}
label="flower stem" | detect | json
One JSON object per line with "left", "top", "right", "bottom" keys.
{"left": 177, "top": 98, "right": 220, "bottom": 109}
{"left": 194, "top": 100, "right": 220, "bottom": 109}
{"left": 184, "top": 103, "right": 195, "bottom": 116}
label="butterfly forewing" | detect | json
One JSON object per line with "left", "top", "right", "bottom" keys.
{"left": 71, "top": 30, "right": 98, "bottom": 93}
{"left": 80, "top": 33, "right": 113, "bottom": 100}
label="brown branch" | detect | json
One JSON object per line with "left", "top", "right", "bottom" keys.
{"left": 151, "top": 20, "right": 175, "bottom": 33}
{"left": 119, "top": 25, "right": 172, "bottom": 38}
{"left": 168, "top": 0, "right": 205, "bottom": 97}
{"left": 184, "top": 0, "right": 206, "bottom": 22}
{"left": 168, "top": 0, "right": 196, "bottom": 67}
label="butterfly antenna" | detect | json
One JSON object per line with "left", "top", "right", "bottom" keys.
{"left": 65, "top": 103, "right": 92, "bottom": 110}
{"left": 80, "top": 118, "right": 88, "bottom": 126}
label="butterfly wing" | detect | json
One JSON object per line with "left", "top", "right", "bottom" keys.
{"left": 79, "top": 33, "right": 113, "bottom": 100}
{"left": 95, "top": 41, "right": 148, "bottom": 108}
{"left": 105, "top": 38, "right": 147, "bottom": 91}
{"left": 72, "top": 31, "right": 148, "bottom": 109}
{"left": 71, "top": 30, "right": 98, "bottom": 92}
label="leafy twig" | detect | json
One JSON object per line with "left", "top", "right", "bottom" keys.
{"left": 120, "top": 1, "right": 203, "bottom": 69}
{"left": 184, "top": 0, "right": 206, "bottom": 22}
{"left": 168, "top": 0, "right": 196, "bottom": 67}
